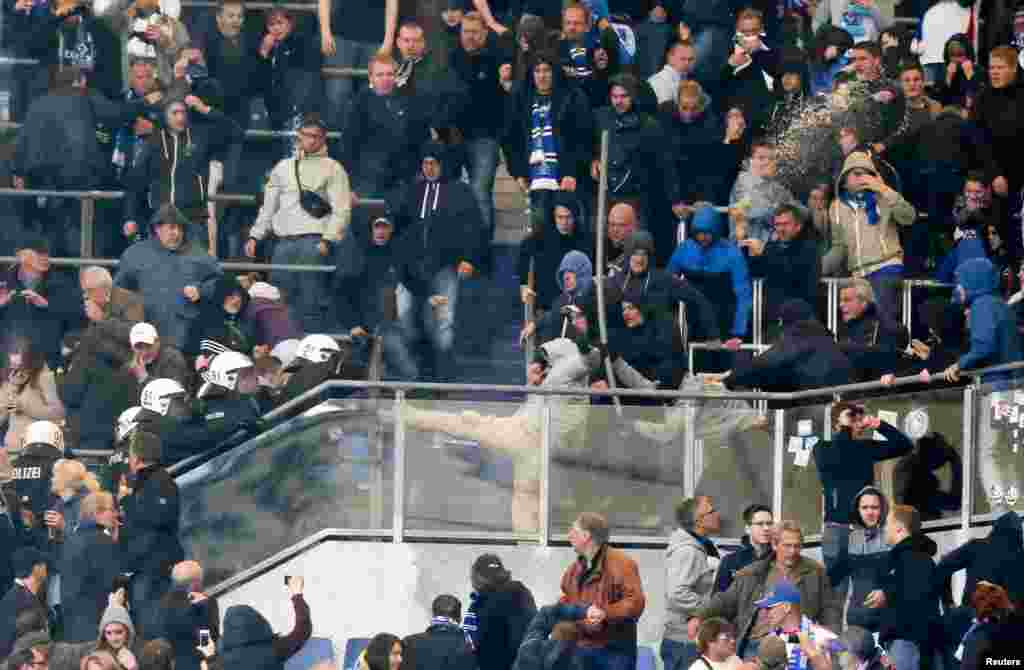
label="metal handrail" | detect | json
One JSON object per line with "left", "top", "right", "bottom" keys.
{"left": 0, "top": 188, "right": 125, "bottom": 199}
{"left": 210, "top": 193, "right": 385, "bottom": 207}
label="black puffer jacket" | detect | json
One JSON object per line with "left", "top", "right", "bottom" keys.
{"left": 471, "top": 580, "right": 537, "bottom": 670}
{"left": 878, "top": 534, "right": 940, "bottom": 647}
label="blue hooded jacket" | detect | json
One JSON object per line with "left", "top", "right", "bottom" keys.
{"left": 537, "top": 251, "right": 594, "bottom": 342}
{"left": 667, "top": 207, "right": 752, "bottom": 338}
{"left": 955, "top": 258, "right": 1022, "bottom": 381}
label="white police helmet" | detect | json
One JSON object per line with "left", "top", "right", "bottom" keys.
{"left": 23, "top": 420, "right": 65, "bottom": 453}
{"left": 140, "top": 378, "right": 187, "bottom": 416}
{"left": 116, "top": 406, "right": 143, "bottom": 443}
{"left": 295, "top": 334, "right": 340, "bottom": 365}
{"left": 205, "top": 351, "right": 254, "bottom": 391}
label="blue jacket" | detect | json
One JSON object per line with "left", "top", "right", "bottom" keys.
{"left": 119, "top": 465, "right": 184, "bottom": 578}
{"left": 935, "top": 236, "right": 988, "bottom": 285}
{"left": 59, "top": 521, "right": 122, "bottom": 642}
{"left": 955, "top": 258, "right": 1022, "bottom": 381}
{"left": 538, "top": 251, "right": 594, "bottom": 343}
{"left": 667, "top": 208, "right": 752, "bottom": 338}
{"left": 115, "top": 235, "right": 222, "bottom": 350}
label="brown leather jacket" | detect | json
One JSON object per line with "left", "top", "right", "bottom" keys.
{"left": 559, "top": 544, "right": 646, "bottom": 652}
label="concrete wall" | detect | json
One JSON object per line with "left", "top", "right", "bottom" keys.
{"left": 215, "top": 527, "right": 979, "bottom": 656}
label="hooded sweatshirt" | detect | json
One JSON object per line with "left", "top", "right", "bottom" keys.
{"left": 668, "top": 208, "right": 752, "bottom": 338}
{"left": 822, "top": 151, "right": 917, "bottom": 277}
{"left": 839, "top": 486, "right": 892, "bottom": 631}
{"left": 536, "top": 251, "right": 594, "bottom": 343}
{"left": 934, "top": 33, "right": 978, "bottom": 106}
{"left": 189, "top": 276, "right": 254, "bottom": 357}
{"left": 955, "top": 257, "right": 1022, "bottom": 383}
{"left": 517, "top": 192, "right": 588, "bottom": 310}
{"left": 663, "top": 528, "right": 720, "bottom": 642}
{"left": 220, "top": 596, "right": 311, "bottom": 670}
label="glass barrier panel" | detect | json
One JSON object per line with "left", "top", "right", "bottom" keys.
{"left": 973, "top": 382, "right": 1024, "bottom": 518}
{"left": 859, "top": 387, "right": 964, "bottom": 523}
{"left": 177, "top": 399, "right": 394, "bottom": 586}
{"left": 781, "top": 403, "right": 829, "bottom": 537}
{"left": 691, "top": 396, "right": 774, "bottom": 539}
{"left": 399, "top": 394, "right": 538, "bottom": 537}
{"left": 550, "top": 399, "right": 687, "bottom": 537}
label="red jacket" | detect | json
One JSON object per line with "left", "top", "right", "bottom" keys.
{"left": 560, "top": 545, "right": 646, "bottom": 651}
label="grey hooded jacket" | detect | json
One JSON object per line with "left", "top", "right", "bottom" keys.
{"left": 664, "top": 528, "right": 720, "bottom": 641}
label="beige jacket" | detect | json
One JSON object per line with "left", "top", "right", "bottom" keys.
{"left": 0, "top": 366, "right": 65, "bottom": 453}
{"left": 822, "top": 151, "right": 916, "bottom": 277}
{"left": 250, "top": 148, "right": 352, "bottom": 243}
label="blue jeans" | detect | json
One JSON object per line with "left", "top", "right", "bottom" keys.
{"left": 887, "top": 639, "right": 921, "bottom": 670}
{"left": 396, "top": 268, "right": 460, "bottom": 382}
{"left": 271, "top": 236, "right": 329, "bottom": 332}
{"left": 323, "top": 37, "right": 378, "bottom": 132}
{"left": 867, "top": 266, "right": 903, "bottom": 327}
{"left": 380, "top": 321, "right": 420, "bottom": 381}
{"left": 575, "top": 647, "right": 635, "bottom": 670}
{"left": 822, "top": 522, "right": 850, "bottom": 596}
{"left": 660, "top": 639, "right": 699, "bottom": 670}
{"left": 464, "top": 137, "right": 500, "bottom": 244}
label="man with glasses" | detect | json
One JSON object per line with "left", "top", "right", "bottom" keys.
{"left": 691, "top": 522, "right": 841, "bottom": 660}
{"left": 246, "top": 113, "right": 351, "bottom": 332}
{"left": 561, "top": 512, "right": 646, "bottom": 670}
{"left": 714, "top": 504, "right": 773, "bottom": 594}
{"left": 663, "top": 497, "right": 722, "bottom": 670}
{"left": 692, "top": 618, "right": 741, "bottom": 670}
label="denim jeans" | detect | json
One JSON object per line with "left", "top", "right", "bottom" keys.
{"left": 867, "top": 268, "right": 903, "bottom": 326}
{"left": 660, "top": 638, "right": 700, "bottom": 670}
{"left": 887, "top": 639, "right": 921, "bottom": 670}
{"left": 463, "top": 137, "right": 500, "bottom": 243}
{"left": 396, "top": 267, "right": 460, "bottom": 381}
{"left": 271, "top": 236, "right": 329, "bottom": 332}
{"left": 822, "top": 522, "right": 851, "bottom": 597}
{"left": 575, "top": 647, "right": 636, "bottom": 670}
{"left": 380, "top": 321, "right": 421, "bottom": 381}
{"left": 323, "top": 37, "right": 379, "bottom": 132}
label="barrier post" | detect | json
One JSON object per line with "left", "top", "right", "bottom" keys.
{"left": 392, "top": 390, "right": 406, "bottom": 543}
{"left": 80, "top": 196, "right": 95, "bottom": 258}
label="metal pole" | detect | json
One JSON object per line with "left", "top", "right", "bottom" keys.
{"left": 683, "top": 402, "right": 698, "bottom": 498}
{"left": 538, "top": 400, "right": 552, "bottom": 546}
{"left": 753, "top": 279, "right": 763, "bottom": 347}
{"left": 772, "top": 408, "right": 786, "bottom": 521}
{"left": 392, "top": 390, "right": 406, "bottom": 543}
{"left": 961, "top": 385, "right": 975, "bottom": 531}
{"left": 902, "top": 280, "right": 913, "bottom": 333}
{"left": 80, "top": 197, "right": 95, "bottom": 258}
{"left": 524, "top": 257, "right": 535, "bottom": 379}
{"left": 594, "top": 130, "right": 621, "bottom": 416}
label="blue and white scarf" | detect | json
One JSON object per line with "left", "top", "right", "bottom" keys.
{"left": 529, "top": 96, "right": 560, "bottom": 191}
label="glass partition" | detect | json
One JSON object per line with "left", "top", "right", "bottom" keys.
{"left": 781, "top": 403, "right": 830, "bottom": 536}
{"left": 691, "top": 396, "right": 774, "bottom": 539}
{"left": 973, "top": 381, "right": 1024, "bottom": 519}
{"left": 550, "top": 400, "right": 688, "bottom": 538}
{"left": 400, "top": 394, "right": 537, "bottom": 536}
{"left": 178, "top": 400, "right": 394, "bottom": 585}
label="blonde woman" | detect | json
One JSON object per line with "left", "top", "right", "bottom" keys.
{"left": 0, "top": 339, "right": 65, "bottom": 455}
{"left": 51, "top": 459, "right": 102, "bottom": 535}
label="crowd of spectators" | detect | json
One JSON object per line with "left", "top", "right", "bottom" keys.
{"left": 0, "top": 3, "right": 1023, "bottom": 670}
{"left": 2, "top": 0, "right": 1024, "bottom": 393}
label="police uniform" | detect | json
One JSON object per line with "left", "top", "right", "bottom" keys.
{"left": 11, "top": 444, "right": 63, "bottom": 521}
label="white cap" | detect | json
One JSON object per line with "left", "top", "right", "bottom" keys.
{"left": 130, "top": 322, "right": 159, "bottom": 346}
{"left": 248, "top": 282, "right": 281, "bottom": 302}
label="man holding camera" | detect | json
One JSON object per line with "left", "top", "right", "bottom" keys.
{"left": 719, "top": 8, "right": 780, "bottom": 133}
{"left": 245, "top": 113, "right": 351, "bottom": 333}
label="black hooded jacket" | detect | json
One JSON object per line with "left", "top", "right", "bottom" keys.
{"left": 511, "top": 604, "right": 586, "bottom": 670}
{"left": 119, "top": 464, "right": 184, "bottom": 577}
{"left": 934, "top": 511, "right": 1024, "bottom": 606}
{"left": 189, "top": 277, "right": 255, "bottom": 357}
{"left": 517, "top": 192, "right": 588, "bottom": 310}
{"left": 592, "top": 79, "right": 671, "bottom": 201}
{"left": 934, "top": 34, "right": 978, "bottom": 106}
{"left": 661, "top": 103, "right": 740, "bottom": 206}
{"left": 609, "top": 304, "right": 676, "bottom": 385}
{"left": 747, "top": 227, "right": 820, "bottom": 324}
{"left": 391, "top": 143, "right": 487, "bottom": 296}
{"left": 471, "top": 580, "right": 537, "bottom": 670}
{"left": 220, "top": 596, "right": 311, "bottom": 670}
{"left": 606, "top": 231, "right": 721, "bottom": 341}
{"left": 503, "top": 57, "right": 593, "bottom": 184}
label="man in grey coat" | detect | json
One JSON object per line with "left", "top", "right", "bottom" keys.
{"left": 662, "top": 496, "right": 722, "bottom": 670}
{"left": 114, "top": 204, "right": 222, "bottom": 351}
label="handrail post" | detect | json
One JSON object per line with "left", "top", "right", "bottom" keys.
{"left": 683, "top": 401, "right": 697, "bottom": 498}
{"left": 538, "top": 398, "right": 551, "bottom": 546}
{"left": 962, "top": 385, "right": 975, "bottom": 531}
{"left": 753, "top": 279, "right": 763, "bottom": 347}
{"left": 772, "top": 408, "right": 785, "bottom": 521}
{"left": 392, "top": 390, "right": 406, "bottom": 543}
{"left": 80, "top": 196, "right": 95, "bottom": 258}
{"left": 902, "top": 280, "right": 913, "bottom": 333}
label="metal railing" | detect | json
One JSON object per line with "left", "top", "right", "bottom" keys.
{"left": 184, "top": 359, "right": 1024, "bottom": 596}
